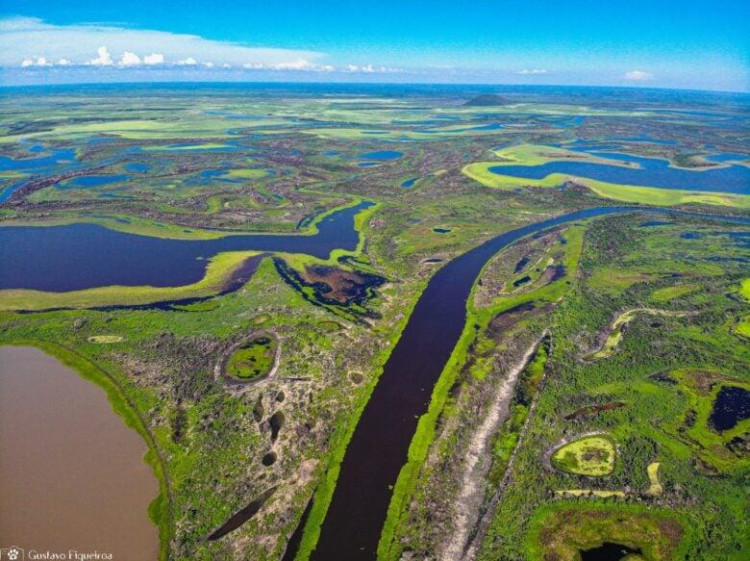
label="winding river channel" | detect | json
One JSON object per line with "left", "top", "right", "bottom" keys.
{"left": 309, "top": 206, "right": 750, "bottom": 561}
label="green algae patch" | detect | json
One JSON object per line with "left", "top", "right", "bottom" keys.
{"left": 551, "top": 435, "right": 616, "bottom": 476}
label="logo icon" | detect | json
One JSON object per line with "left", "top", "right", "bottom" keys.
{"left": 0, "top": 546, "right": 24, "bottom": 561}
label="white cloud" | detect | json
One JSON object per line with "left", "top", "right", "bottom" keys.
{"left": 89, "top": 46, "right": 113, "bottom": 66}
{"left": 1, "top": 16, "right": 324, "bottom": 69}
{"left": 119, "top": 51, "right": 141, "bottom": 66}
{"left": 241, "top": 59, "right": 336, "bottom": 72}
{"left": 177, "top": 57, "right": 197, "bottom": 66}
{"left": 57, "top": 58, "right": 72, "bottom": 65}
{"left": 143, "top": 53, "right": 164, "bottom": 65}
{"left": 272, "top": 58, "right": 314, "bottom": 70}
{"left": 20, "top": 56, "right": 52, "bottom": 67}
{"left": 203, "top": 61, "right": 214, "bottom": 68}
{"left": 344, "top": 64, "right": 401, "bottom": 74}
{"left": 624, "top": 70, "right": 652, "bottom": 80}
{"left": 519, "top": 68, "right": 547, "bottom": 75}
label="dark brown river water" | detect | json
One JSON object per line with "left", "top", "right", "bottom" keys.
{"left": 0, "top": 346, "right": 159, "bottom": 560}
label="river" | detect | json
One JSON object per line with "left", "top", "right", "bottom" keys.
{"left": 309, "top": 206, "right": 749, "bottom": 560}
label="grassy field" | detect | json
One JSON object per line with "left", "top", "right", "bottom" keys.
{"left": 526, "top": 504, "right": 688, "bottom": 560}
{"left": 551, "top": 435, "right": 616, "bottom": 476}
{"left": 225, "top": 336, "right": 277, "bottom": 380}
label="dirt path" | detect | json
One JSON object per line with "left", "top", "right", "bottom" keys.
{"left": 461, "top": 334, "right": 553, "bottom": 561}
{"left": 440, "top": 332, "right": 548, "bottom": 561}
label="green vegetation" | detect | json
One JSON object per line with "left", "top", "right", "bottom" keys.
{"left": 526, "top": 504, "right": 688, "bottom": 560}
{"left": 651, "top": 283, "right": 701, "bottom": 302}
{"left": 1, "top": 87, "right": 748, "bottom": 560}
{"left": 589, "top": 308, "right": 692, "bottom": 360}
{"left": 224, "top": 336, "right": 278, "bottom": 381}
{"left": 87, "top": 335, "right": 125, "bottom": 343}
{"left": 646, "top": 462, "right": 663, "bottom": 496}
{"left": 551, "top": 435, "right": 616, "bottom": 476}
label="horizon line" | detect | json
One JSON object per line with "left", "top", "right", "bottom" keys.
{"left": 1, "top": 79, "right": 748, "bottom": 96}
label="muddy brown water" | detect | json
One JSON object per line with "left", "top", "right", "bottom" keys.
{"left": 0, "top": 346, "right": 159, "bottom": 560}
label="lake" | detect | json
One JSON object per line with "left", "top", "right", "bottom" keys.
{"left": 359, "top": 150, "right": 403, "bottom": 160}
{"left": 489, "top": 152, "right": 750, "bottom": 194}
{"left": 0, "top": 202, "right": 372, "bottom": 292}
{"left": 0, "top": 346, "right": 159, "bottom": 560}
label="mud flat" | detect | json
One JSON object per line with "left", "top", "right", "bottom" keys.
{"left": 0, "top": 346, "right": 159, "bottom": 560}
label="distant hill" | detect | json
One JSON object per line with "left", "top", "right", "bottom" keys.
{"left": 463, "top": 94, "right": 511, "bottom": 106}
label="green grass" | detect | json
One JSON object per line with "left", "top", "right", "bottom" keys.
{"left": 87, "top": 335, "right": 125, "bottom": 343}
{"left": 225, "top": 336, "right": 277, "bottom": 380}
{"left": 735, "top": 316, "right": 750, "bottom": 338}
{"left": 225, "top": 168, "right": 270, "bottom": 179}
{"left": 741, "top": 278, "right": 750, "bottom": 300}
{"left": 143, "top": 143, "right": 233, "bottom": 151}
{"left": 525, "top": 503, "right": 689, "bottom": 561}
{"left": 651, "top": 283, "right": 701, "bottom": 302}
{"left": 551, "top": 435, "right": 616, "bottom": 476}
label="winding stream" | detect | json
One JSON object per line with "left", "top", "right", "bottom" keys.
{"left": 309, "top": 206, "right": 749, "bottom": 561}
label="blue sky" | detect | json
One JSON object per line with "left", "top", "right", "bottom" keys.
{"left": 2, "top": 1, "right": 748, "bottom": 90}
